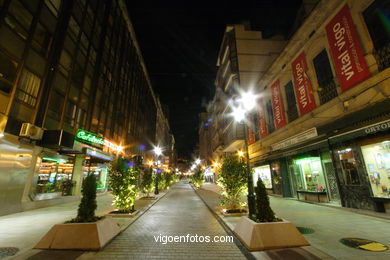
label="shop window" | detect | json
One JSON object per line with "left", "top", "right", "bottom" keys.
{"left": 44, "top": 0, "right": 61, "bottom": 17}
{"left": 15, "top": 69, "right": 41, "bottom": 107}
{"left": 284, "top": 81, "right": 299, "bottom": 122}
{"left": 83, "top": 161, "right": 108, "bottom": 190}
{"left": 0, "top": 52, "right": 18, "bottom": 94}
{"left": 313, "top": 49, "right": 338, "bottom": 104}
{"left": 361, "top": 140, "right": 390, "bottom": 198}
{"left": 265, "top": 99, "right": 275, "bottom": 133}
{"left": 32, "top": 23, "right": 52, "bottom": 57}
{"left": 363, "top": 0, "right": 390, "bottom": 71}
{"left": 47, "top": 90, "right": 64, "bottom": 119}
{"left": 290, "top": 157, "right": 327, "bottom": 191}
{"left": 253, "top": 165, "right": 272, "bottom": 189}
{"left": 337, "top": 148, "right": 360, "bottom": 185}
{"left": 36, "top": 156, "right": 74, "bottom": 197}
{"left": 5, "top": 0, "right": 33, "bottom": 40}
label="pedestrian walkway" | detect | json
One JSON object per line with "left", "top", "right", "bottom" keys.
{"left": 0, "top": 191, "right": 166, "bottom": 260}
{"left": 196, "top": 183, "right": 390, "bottom": 260}
{"left": 82, "top": 181, "right": 246, "bottom": 260}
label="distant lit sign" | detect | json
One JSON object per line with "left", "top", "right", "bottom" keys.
{"left": 76, "top": 129, "right": 104, "bottom": 148}
{"left": 85, "top": 148, "right": 113, "bottom": 161}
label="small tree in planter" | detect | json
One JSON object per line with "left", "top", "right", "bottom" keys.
{"left": 140, "top": 167, "right": 154, "bottom": 197}
{"left": 191, "top": 168, "right": 204, "bottom": 188}
{"left": 109, "top": 157, "right": 139, "bottom": 213}
{"left": 218, "top": 153, "right": 247, "bottom": 213}
{"left": 253, "top": 179, "right": 280, "bottom": 222}
{"left": 73, "top": 174, "right": 99, "bottom": 222}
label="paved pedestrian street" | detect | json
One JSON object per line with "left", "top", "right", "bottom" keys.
{"left": 82, "top": 181, "right": 246, "bottom": 260}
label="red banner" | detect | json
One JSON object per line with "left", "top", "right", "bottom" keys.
{"left": 291, "top": 51, "right": 316, "bottom": 115}
{"left": 325, "top": 4, "right": 370, "bottom": 92}
{"left": 258, "top": 98, "right": 268, "bottom": 138}
{"left": 271, "top": 80, "right": 287, "bottom": 129}
{"left": 248, "top": 125, "right": 255, "bottom": 145}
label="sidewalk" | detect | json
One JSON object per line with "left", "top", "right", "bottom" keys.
{"left": 0, "top": 191, "right": 167, "bottom": 260}
{"left": 197, "top": 182, "right": 390, "bottom": 260}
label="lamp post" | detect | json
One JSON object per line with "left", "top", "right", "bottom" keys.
{"left": 154, "top": 146, "right": 162, "bottom": 195}
{"left": 232, "top": 91, "right": 257, "bottom": 219}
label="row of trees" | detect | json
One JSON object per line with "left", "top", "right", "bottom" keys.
{"left": 74, "top": 156, "right": 179, "bottom": 222}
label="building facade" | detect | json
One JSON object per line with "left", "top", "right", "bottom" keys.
{"left": 246, "top": 0, "right": 390, "bottom": 212}
{"left": 0, "top": 0, "right": 166, "bottom": 215}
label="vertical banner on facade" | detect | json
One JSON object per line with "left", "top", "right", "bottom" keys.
{"left": 325, "top": 4, "right": 370, "bottom": 92}
{"left": 291, "top": 51, "right": 316, "bottom": 115}
{"left": 248, "top": 124, "right": 255, "bottom": 145}
{"left": 258, "top": 98, "right": 268, "bottom": 138}
{"left": 271, "top": 80, "right": 287, "bottom": 129}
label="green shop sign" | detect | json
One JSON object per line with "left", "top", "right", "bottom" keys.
{"left": 76, "top": 129, "right": 104, "bottom": 148}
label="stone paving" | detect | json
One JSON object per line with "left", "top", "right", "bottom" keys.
{"left": 197, "top": 182, "right": 390, "bottom": 260}
{"left": 83, "top": 181, "right": 246, "bottom": 260}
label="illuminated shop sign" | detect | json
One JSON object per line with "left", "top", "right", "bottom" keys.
{"left": 76, "top": 129, "right": 104, "bottom": 148}
{"left": 271, "top": 79, "right": 287, "bottom": 129}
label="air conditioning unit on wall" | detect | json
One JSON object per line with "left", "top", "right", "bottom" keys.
{"left": 19, "top": 123, "right": 44, "bottom": 140}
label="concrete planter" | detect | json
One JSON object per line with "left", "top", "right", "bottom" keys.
{"left": 139, "top": 196, "right": 156, "bottom": 200}
{"left": 106, "top": 210, "right": 139, "bottom": 218}
{"left": 35, "top": 217, "right": 121, "bottom": 250}
{"left": 221, "top": 208, "right": 248, "bottom": 217}
{"left": 233, "top": 216, "right": 309, "bottom": 251}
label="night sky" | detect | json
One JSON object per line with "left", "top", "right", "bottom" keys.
{"left": 126, "top": 0, "right": 302, "bottom": 159}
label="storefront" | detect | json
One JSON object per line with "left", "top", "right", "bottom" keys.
{"left": 329, "top": 119, "right": 390, "bottom": 212}
{"left": 82, "top": 147, "right": 113, "bottom": 192}
{"left": 287, "top": 151, "right": 329, "bottom": 202}
{"left": 35, "top": 154, "right": 75, "bottom": 199}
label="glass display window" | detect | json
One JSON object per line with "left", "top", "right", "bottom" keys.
{"left": 253, "top": 165, "right": 272, "bottom": 189}
{"left": 337, "top": 148, "right": 360, "bottom": 185}
{"left": 291, "top": 157, "right": 326, "bottom": 192}
{"left": 83, "top": 161, "right": 108, "bottom": 190}
{"left": 36, "top": 156, "right": 74, "bottom": 194}
{"left": 361, "top": 140, "right": 390, "bottom": 198}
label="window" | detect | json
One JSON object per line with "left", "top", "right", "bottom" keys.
{"left": 337, "top": 148, "right": 360, "bottom": 185}
{"left": 363, "top": 0, "right": 390, "bottom": 71}
{"left": 16, "top": 69, "right": 41, "bottom": 107}
{"left": 313, "top": 49, "right": 338, "bottom": 104}
{"left": 64, "top": 101, "right": 76, "bottom": 127}
{"left": 361, "top": 140, "right": 390, "bottom": 198}
{"left": 59, "top": 50, "right": 72, "bottom": 76}
{"left": 32, "top": 23, "right": 52, "bottom": 56}
{"left": 284, "top": 81, "right": 299, "bottom": 122}
{"left": 68, "top": 17, "right": 80, "bottom": 41}
{"left": 252, "top": 112, "right": 260, "bottom": 141}
{"left": 6, "top": 0, "right": 33, "bottom": 40}
{"left": 47, "top": 90, "right": 64, "bottom": 119}
{"left": 44, "top": 0, "right": 61, "bottom": 17}
{"left": 76, "top": 109, "right": 86, "bottom": 128}
{"left": 0, "top": 52, "right": 18, "bottom": 94}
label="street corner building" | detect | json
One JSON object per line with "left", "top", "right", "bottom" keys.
{"left": 0, "top": 0, "right": 174, "bottom": 216}
{"left": 199, "top": 0, "right": 390, "bottom": 213}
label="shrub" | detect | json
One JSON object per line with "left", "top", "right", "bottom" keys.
{"left": 76, "top": 174, "right": 98, "bottom": 222}
{"left": 140, "top": 167, "right": 154, "bottom": 197}
{"left": 109, "top": 157, "right": 139, "bottom": 213}
{"left": 191, "top": 168, "right": 204, "bottom": 188}
{"left": 218, "top": 153, "right": 247, "bottom": 210}
{"left": 254, "top": 178, "right": 280, "bottom": 222}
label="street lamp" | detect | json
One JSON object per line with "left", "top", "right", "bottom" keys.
{"left": 153, "top": 146, "right": 163, "bottom": 195}
{"left": 231, "top": 91, "right": 257, "bottom": 219}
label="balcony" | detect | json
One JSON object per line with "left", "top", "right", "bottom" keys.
{"left": 222, "top": 122, "right": 244, "bottom": 152}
